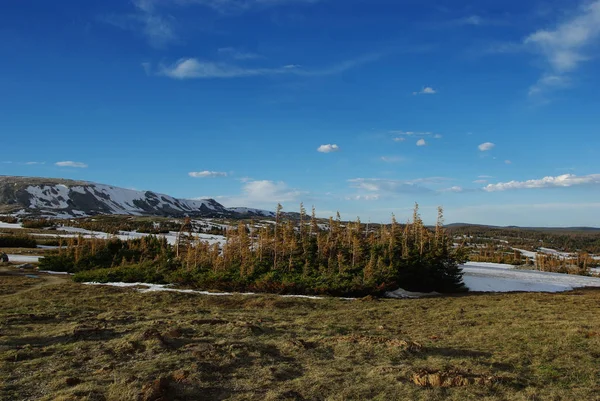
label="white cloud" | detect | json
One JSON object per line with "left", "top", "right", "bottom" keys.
{"left": 392, "top": 137, "right": 406, "bottom": 142}
{"left": 189, "top": 171, "right": 228, "bottom": 178}
{"left": 412, "top": 86, "right": 437, "bottom": 95}
{"left": 156, "top": 54, "right": 380, "bottom": 79}
{"left": 483, "top": 173, "right": 600, "bottom": 192}
{"left": 524, "top": 0, "right": 600, "bottom": 95}
{"left": 473, "top": 179, "right": 488, "bottom": 184}
{"left": 416, "top": 139, "right": 427, "bottom": 146}
{"left": 242, "top": 180, "right": 301, "bottom": 202}
{"left": 433, "top": 134, "right": 442, "bottom": 139}
{"left": 317, "top": 144, "right": 340, "bottom": 153}
{"left": 478, "top": 142, "right": 495, "bottom": 151}
{"left": 478, "top": 175, "right": 493, "bottom": 178}
{"left": 213, "top": 180, "right": 305, "bottom": 207}
{"left": 24, "top": 161, "right": 45, "bottom": 165}
{"left": 55, "top": 161, "right": 88, "bottom": 168}
{"left": 505, "top": 160, "right": 512, "bottom": 164}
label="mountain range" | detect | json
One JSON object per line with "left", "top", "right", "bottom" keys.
{"left": 0, "top": 176, "right": 275, "bottom": 219}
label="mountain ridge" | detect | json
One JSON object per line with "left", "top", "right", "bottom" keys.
{"left": 0, "top": 175, "right": 275, "bottom": 219}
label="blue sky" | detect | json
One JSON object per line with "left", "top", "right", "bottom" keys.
{"left": 1, "top": 0, "right": 600, "bottom": 226}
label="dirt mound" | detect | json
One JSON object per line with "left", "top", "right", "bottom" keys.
{"left": 328, "top": 335, "right": 422, "bottom": 351}
{"left": 411, "top": 368, "right": 502, "bottom": 387}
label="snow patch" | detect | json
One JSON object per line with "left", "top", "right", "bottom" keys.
{"left": 38, "top": 270, "right": 73, "bottom": 275}
{"left": 6, "top": 254, "right": 42, "bottom": 263}
{"left": 82, "top": 282, "right": 353, "bottom": 300}
{"left": 0, "top": 221, "right": 22, "bottom": 229}
{"left": 462, "top": 262, "right": 600, "bottom": 293}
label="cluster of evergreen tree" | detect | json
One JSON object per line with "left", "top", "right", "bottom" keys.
{"left": 0, "top": 234, "right": 37, "bottom": 248}
{"left": 44, "top": 204, "right": 468, "bottom": 296}
{"left": 39, "top": 235, "right": 175, "bottom": 273}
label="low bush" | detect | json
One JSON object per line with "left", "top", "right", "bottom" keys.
{"left": 0, "top": 235, "right": 37, "bottom": 248}
{"left": 73, "top": 262, "right": 170, "bottom": 283}
{"left": 0, "top": 216, "right": 18, "bottom": 224}
{"left": 22, "top": 219, "right": 55, "bottom": 229}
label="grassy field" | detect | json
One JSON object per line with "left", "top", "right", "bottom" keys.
{"left": 1, "top": 266, "right": 599, "bottom": 401}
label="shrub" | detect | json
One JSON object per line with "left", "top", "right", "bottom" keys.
{"left": 73, "top": 262, "right": 171, "bottom": 283}
{"left": 0, "top": 216, "right": 18, "bottom": 224}
{"left": 0, "top": 235, "right": 37, "bottom": 248}
{"left": 22, "top": 219, "right": 55, "bottom": 229}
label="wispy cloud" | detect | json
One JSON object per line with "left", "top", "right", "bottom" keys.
{"left": 380, "top": 156, "right": 405, "bottom": 163}
{"left": 104, "top": 0, "right": 322, "bottom": 45}
{"left": 348, "top": 177, "right": 451, "bottom": 197}
{"left": 440, "top": 186, "right": 465, "bottom": 193}
{"left": 172, "top": 0, "right": 321, "bottom": 14}
{"left": 478, "top": 142, "right": 495, "bottom": 151}
{"left": 457, "top": 15, "right": 485, "bottom": 26}
{"left": 450, "top": 14, "right": 508, "bottom": 28}
{"left": 483, "top": 173, "right": 600, "bottom": 192}
{"left": 412, "top": 86, "right": 437, "bottom": 95}
{"left": 349, "top": 178, "right": 434, "bottom": 195}
{"left": 101, "top": 0, "right": 177, "bottom": 48}
{"left": 156, "top": 54, "right": 380, "bottom": 79}
{"left": 416, "top": 139, "right": 427, "bottom": 146}
{"left": 55, "top": 161, "right": 88, "bottom": 168}
{"left": 189, "top": 171, "right": 228, "bottom": 178}
{"left": 317, "top": 144, "right": 340, "bottom": 153}
{"left": 390, "top": 131, "right": 442, "bottom": 141}
{"left": 524, "top": 0, "right": 600, "bottom": 96}
{"left": 345, "top": 194, "right": 380, "bottom": 201}
{"left": 23, "top": 161, "right": 45, "bottom": 165}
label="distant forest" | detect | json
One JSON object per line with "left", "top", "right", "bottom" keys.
{"left": 448, "top": 225, "right": 600, "bottom": 254}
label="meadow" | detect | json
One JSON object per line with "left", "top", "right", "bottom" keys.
{"left": 1, "top": 267, "right": 599, "bottom": 401}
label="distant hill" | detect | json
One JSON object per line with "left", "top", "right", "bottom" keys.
{"left": 445, "top": 222, "right": 600, "bottom": 232}
{"left": 0, "top": 176, "right": 275, "bottom": 219}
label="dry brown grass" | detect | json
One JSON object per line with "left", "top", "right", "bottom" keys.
{"left": 1, "top": 269, "right": 599, "bottom": 400}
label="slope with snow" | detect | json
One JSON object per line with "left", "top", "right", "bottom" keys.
{"left": 0, "top": 176, "right": 274, "bottom": 219}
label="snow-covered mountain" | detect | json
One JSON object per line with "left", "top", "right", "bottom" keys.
{"left": 0, "top": 176, "right": 274, "bottom": 219}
